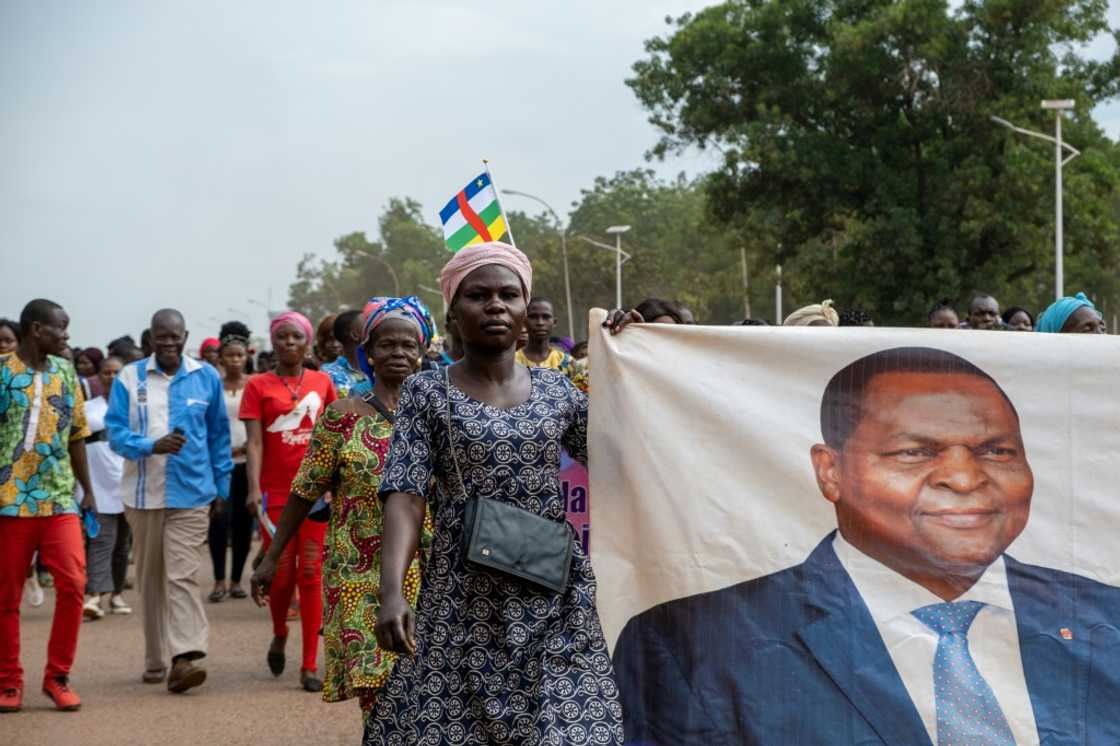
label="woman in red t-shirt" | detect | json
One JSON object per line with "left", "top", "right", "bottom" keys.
{"left": 241, "top": 311, "right": 337, "bottom": 692}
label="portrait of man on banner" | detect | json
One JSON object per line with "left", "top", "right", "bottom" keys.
{"left": 609, "top": 346, "right": 1120, "bottom": 746}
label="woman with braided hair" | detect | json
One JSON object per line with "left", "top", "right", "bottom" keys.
{"left": 207, "top": 321, "right": 254, "bottom": 602}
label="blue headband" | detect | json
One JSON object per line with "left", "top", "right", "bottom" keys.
{"left": 1037, "top": 292, "right": 1095, "bottom": 333}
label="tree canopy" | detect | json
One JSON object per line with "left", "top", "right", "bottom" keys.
{"left": 288, "top": 172, "right": 758, "bottom": 338}
{"left": 290, "top": 0, "right": 1120, "bottom": 331}
{"left": 627, "top": 0, "right": 1120, "bottom": 323}
{"left": 288, "top": 198, "right": 449, "bottom": 323}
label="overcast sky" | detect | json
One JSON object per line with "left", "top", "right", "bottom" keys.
{"left": 2, "top": 1, "right": 1117, "bottom": 348}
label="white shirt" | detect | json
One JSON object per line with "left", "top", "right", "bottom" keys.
{"left": 832, "top": 533, "right": 1040, "bottom": 745}
{"left": 78, "top": 396, "right": 125, "bottom": 514}
{"left": 224, "top": 386, "right": 247, "bottom": 464}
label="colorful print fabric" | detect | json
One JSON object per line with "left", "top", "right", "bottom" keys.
{"left": 515, "top": 347, "right": 589, "bottom": 393}
{"left": 0, "top": 353, "right": 90, "bottom": 517}
{"left": 290, "top": 404, "right": 429, "bottom": 703}
{"left": 321, "top": 356, "right": 367, "bottom": 399}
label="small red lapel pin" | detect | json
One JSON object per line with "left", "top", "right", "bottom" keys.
{"left": 1059, "top": 627, "right": 1073, "bottom": 640}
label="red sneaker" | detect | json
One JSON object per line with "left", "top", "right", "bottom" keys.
{"left": 0, "top": 686, "right": 22, "bottom": 713}
{"left": 42, "top": 677, "right": 81, "bottom": 711}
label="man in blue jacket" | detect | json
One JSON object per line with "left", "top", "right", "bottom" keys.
{"left": 613, "top": 346, "right": 1120, "bottom": 745}
{"left": 107, "top": 308, "right": 232, "bottom": 694}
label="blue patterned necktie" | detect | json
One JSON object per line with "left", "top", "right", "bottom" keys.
{"left": 911, "top": 600, "right": 1015, "bottom": 746}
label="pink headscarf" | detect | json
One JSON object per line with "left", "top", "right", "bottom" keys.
{"left": 269, "top": 311, "right": 313, "bottom": 342}
{"left": 438, "top": 241, "right": 532, "bottom": 307}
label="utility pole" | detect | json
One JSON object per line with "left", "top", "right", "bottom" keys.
{"left": 775, "top": 265, "right": 783, "bottom": 325}
{"left": 503, "top": 189, "right": 575, "bottom": 337}
{"left": 606, "top": 225, "right": 631, "bottom": 310}
{"left": 741, "top": 247, "right": 751, "bottom": 319}
{"left": 991, "top": 103, "right": 1079, "bottom": 301}
{"left": 1046, "top": 100, "right": 1070, "bottom": 299}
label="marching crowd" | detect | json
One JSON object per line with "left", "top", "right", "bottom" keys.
{"left": 0, "top": 239, "right": 1108, "bottom": 743}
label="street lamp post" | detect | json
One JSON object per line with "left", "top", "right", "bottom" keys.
{"left": 503, "top": 189, "right": 575, "bottom": 338}
{"left": 991, "top": 101, "right": 1079, "bottom": 300}
{"left": 248, "top": 298, "right": 274, "bottom": 318}
{"left": 1043, "top": 99, "right": 1075, "bottom": 299}
{"left": 418, "top": 284, "right": 447, "bottom": 320}
{"left": 575, "top": 235, "right": 633, "bottom": 311}
{"left": 370, "top": 256, "right": 400, "bottom": 297}
{"left": 775, "top": 265, "right": 783, "bottom": 325}
{"left": 741, "top": 247, "right": 751, "bottom": 319}
{"left": 605, "top": 226, "right": 631, "bottom": 310}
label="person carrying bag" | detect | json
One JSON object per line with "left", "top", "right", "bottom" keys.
{"left": 370, "top": 241, "right": 641, "bottom": 745}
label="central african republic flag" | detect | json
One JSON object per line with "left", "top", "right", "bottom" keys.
{"left": 438, "top": 172, "right": 508, "bottom": 251}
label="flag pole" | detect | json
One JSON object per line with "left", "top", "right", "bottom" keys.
{"left": 483, "top": 159, "right": 517, "bottom": 248}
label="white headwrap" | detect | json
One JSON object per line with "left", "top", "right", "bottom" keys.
{"left": 784, "top": 300, "right": 839, "bottom": 327}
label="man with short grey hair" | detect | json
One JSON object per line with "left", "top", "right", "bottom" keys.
{"left": 106, "top": 309, "right": 232, "bottom": 694}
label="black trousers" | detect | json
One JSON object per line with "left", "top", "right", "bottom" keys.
{"left": 208, "top": 463, "right": 252, "bottom": 583}
{"left": 112, "top": 514, "right": 131, "bottom": 594}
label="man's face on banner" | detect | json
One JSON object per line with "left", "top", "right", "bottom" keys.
{"left": 812, "top": 372, "right": 1034, "bottom": 581}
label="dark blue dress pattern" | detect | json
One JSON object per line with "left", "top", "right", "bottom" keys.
{"left": 366, "top": 367, "right": 622, "bottom": 746}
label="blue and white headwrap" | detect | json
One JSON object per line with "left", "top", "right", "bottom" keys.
{"left": 356, "top": 296, "right": 436, "bottom": 383}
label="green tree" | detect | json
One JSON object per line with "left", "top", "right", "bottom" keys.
{"left": 566, "top": 169, "right": 749, "bottom": 328}
{"left": 505, "top": 170, "right": 759, "bottom": 337}
{"left": 287, "top": 198, "right": 449, "bottom": 325}
{"left": 628, "top": 0, "right": 1120, "bottom": 323}
{"left": 288, "top": 176, "right": 760, "bottom": 342}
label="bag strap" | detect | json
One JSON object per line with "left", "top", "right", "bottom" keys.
{"left": 444, "top": 367, "right": 469, "bottom": 500}
{"left": 359, "top": 390, "right": 395, "bottom": 424}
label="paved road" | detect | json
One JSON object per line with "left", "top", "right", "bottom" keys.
{"left": 4, "top": 548, "right": 359, "bottom": 746}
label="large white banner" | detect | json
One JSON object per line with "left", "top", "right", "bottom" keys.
{"left": 588, "top": 311, "right": 1120, "bottom": 745}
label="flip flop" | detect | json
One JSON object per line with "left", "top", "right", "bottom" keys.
{"left": 208, "top": 588, "right": 226, "bottom": 603}
{"left": 229, "top": 587, "right": 248, "bottom": 599}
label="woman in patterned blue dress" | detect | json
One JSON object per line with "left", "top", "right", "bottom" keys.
{"left": 370, "top": 242, "right": 638, "bottom": 745}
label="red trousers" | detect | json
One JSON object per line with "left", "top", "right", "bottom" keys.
{"left": 261, "top": 503, "right": 325, "bottom": 672}
{"left": 0, "top": 514, "right": 86, "bottom": 688}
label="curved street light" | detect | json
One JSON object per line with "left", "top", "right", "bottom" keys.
{"left": 369, "top": 255, "right": 400, "bottom": 297}
{"left": 576, "top": 232, "right": 633, "bottom": 310}
{"left": 503, "top": 189, "right": 575, "bottom": 337}
{"left": 605, "top": 226, "right": 631, "bottom": 310}
{"left": 991, "top": 100, "right": 1080, "bottom": 299}
{"left": 418, "top": 284, "right": 447, "bottom": 319}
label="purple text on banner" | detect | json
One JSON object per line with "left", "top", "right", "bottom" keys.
{"left": 561, "top": 451, "right": 590, "bottom": 554}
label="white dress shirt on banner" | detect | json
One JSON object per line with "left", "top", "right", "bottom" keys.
{"left": 832, "top": 532, "right": 1040, "bottom": 745}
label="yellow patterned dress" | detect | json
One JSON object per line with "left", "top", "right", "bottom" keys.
{"left": 290, "top": 404, "right": 431, "bottom": 706}
{"left": 515, "top": 346, "right": 588, "bottom": 392}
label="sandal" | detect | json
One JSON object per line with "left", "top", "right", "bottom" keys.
{"left": 267, "top": 637, "right": 285, "bottom": 677}
{"left": 207, "top": 587, "right": 226, "bottom": 603}
{"left": 300, "top": 670, "right": 322, "bottom": 693}
{"left": 228, "top": 586, "right": 247, "bottom": 599}
{"left": 142, "top": 668, "right": 167, "bottom": 684}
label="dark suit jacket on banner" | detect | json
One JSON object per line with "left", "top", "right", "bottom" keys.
{"left": 612, "top": 532, "right": 1120, "bottom": 746}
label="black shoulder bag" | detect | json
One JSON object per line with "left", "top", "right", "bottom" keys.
{"left": 445, "top": 367, "right": 573, "bottom": 594}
